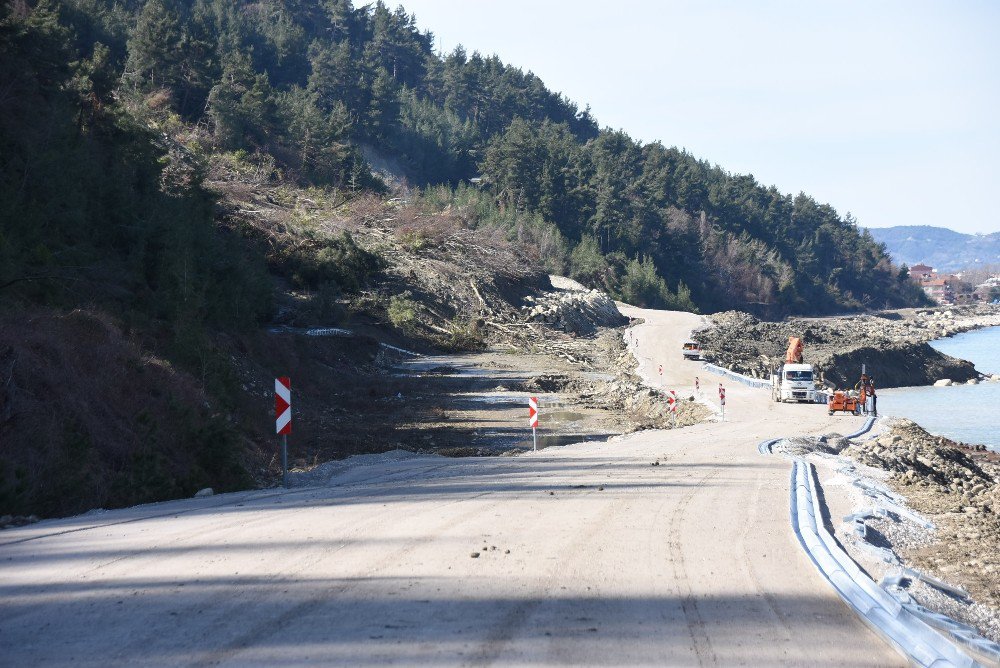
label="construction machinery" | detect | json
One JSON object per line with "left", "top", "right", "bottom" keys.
{"left": 770, "top": 336, "right": 818, "bottom": 403}
{"left": 827, "top": 390, "right": 861, "bottom": 415}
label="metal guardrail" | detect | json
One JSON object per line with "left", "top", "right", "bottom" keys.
{"left": 701, "top": 363, "right": 772, "bottom": 390}
{"left": 791, "top": 460, "right": 975, "bottom": 667}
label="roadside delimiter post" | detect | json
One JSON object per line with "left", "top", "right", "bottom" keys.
{"left": 276, "top": 377, "right": 292, "bottom": 487}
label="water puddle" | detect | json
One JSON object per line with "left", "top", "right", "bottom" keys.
{"left": 544, "top": 410, "right": 588, "bottom": 424}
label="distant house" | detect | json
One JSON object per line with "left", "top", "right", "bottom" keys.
{"left": 922, "top": 278, "right": 954, "bottom": 304}
{"left": 908, "top": 263, "right": 935, "bottom": 281}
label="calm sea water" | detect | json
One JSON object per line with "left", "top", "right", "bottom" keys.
{"left": 878, "top": 326, "right": 1000, "bottom": 450}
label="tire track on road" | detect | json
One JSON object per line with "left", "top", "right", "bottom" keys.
{"left": 665, "top": 463, "right": 721, "bottom": 666}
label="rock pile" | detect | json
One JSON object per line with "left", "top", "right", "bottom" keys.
{"left": 844, "top": 419, "right": 998, "bottom": 515}
{"left": 694, "top": 306, "right": 996, "bottom": 388}
{"left": 522, "top": 288, "right": 627, "bottom": 335}
{"left": 842, "top": 418, "right": 1000, "bottom": 611}
{"left": 597, "top": 336, "right": 708, "bottom": 430}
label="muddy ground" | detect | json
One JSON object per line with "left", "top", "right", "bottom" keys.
{"left": 246, "top": 325, "right": 708, "bottom": 480}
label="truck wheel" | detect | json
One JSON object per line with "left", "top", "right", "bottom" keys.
{"left": 853, "top": 407, "right": 861, "bottom": 416}
{"left": 828, "top": 410, "right": 834, "bottom": 415}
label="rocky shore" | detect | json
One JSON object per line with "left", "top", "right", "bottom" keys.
{"left": 694, "top": 304, "right": 1000, "bottom": 389}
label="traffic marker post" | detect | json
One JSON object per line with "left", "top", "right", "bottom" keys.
{"left": 528, "top": 396, "right": 539, "bottom": 451}
{"left": 658, "top": 364, "right": 663, "bottom": 386}
{"left": 668, "top": 389, "right": 678, "bottom": 426}
{"left": 275, "top": 376, "right": 292, "bottom": 487}
{"left": 695, "top": 376, "right": 700, "bottom": 396}
{"left": 718, "top": 384, "right": 726, "bottom": 422}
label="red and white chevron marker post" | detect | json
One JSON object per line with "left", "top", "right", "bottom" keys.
{"left": 275, "top": 377, "right": 291, "bottom": 487}
{"left": 718, "top": 384, "right": 726, "bottom": 422}
{"left": 528, "top": 396, "right": 539, "bottom": 452}
{"left": 667, "top": 390, "right": 678, "bottom": 426}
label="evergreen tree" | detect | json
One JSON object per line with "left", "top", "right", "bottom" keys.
{"left": 126, "top": 0, "right": 183, "bottom": 93}
{"left": 207, "top": 52, "right": 276, "bottom": 149}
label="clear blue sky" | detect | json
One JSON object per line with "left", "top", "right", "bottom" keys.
{"left": 393, "top": 0, "right": 1000, "bottom": 235}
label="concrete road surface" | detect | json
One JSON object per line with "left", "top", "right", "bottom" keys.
{"left": 0, "top": 308, "right": 902, "bottom": 666}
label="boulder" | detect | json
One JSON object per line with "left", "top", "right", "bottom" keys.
{"left": 933, "top": 379, "right": 953, "bottom": 387}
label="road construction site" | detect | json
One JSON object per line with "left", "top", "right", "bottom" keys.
{"left": 2, "top": 305, "right": 997, "bottom": 665}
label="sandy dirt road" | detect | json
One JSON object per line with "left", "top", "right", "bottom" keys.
{"left": 0, "top": 308, "right": 902, "bottom": 666}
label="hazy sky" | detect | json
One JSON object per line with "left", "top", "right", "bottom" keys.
{"left": 393, "top": 1, "right": 999, "bottom": 235}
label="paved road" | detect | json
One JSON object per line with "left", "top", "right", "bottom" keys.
{"left": 0, "top": 308, "right": 901, "bottom": 666}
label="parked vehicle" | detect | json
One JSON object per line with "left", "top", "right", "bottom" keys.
{"left": 681, "top": 341, "right": 702, "bottom": 360}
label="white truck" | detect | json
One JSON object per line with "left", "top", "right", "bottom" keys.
{"left": 770, "top": 336, "right": 817, "bottom": 403}
{"left": 771, "top": 363, "right": 818, "bottom": 403}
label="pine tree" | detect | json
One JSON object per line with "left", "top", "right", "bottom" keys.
{"left": 126, "top": 0, "right": 183, "bottom": 93}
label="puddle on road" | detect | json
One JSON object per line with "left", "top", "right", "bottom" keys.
{"left": 460, "top": 393, "right": 561, "bottom": 406}
{"left": 544, "top": 410, "right": 587, "bottom": 423}
{"left": 514, "top": 431, "right": 611, "bottom": 451}
{"left": 512, "top": 409, "right": 603, "bottom": 450}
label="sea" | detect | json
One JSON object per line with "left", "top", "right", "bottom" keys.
{"left": 878, "top": 326, "right": 1000, "bottom": 451}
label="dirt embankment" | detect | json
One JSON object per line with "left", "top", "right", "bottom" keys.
{"left": 694, "top": 305, "right": 1000, "bottom": 389}
{"left": 248, "top": 320, "right": 706, "bottom": 469}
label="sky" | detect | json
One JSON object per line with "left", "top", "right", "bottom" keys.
{"left": 391, "top": 0, "right": 1000, "bottom": 235}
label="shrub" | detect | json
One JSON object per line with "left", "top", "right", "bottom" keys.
{"left": 287, "top": 231, "right": 381, "bottom": 291}
{"left": 387, "top": 292, "right": 418, "bottom": 332}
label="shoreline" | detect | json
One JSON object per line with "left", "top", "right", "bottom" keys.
{"left": 871, "top": 324, "right": 1000, "bottom": 454}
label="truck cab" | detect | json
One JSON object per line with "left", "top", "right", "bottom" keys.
{"left": 771, "top": 363, "right": 817, "bottom": 403}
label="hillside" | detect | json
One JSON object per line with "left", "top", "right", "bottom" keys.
{"left": 0, "top": 0, "right": 928, "bottom": 516}
{"left": 2, "top": 0, "right": 926, "bottom": 317}
{"left": 867, "top": 225, "right": 1000, "bottom": 273}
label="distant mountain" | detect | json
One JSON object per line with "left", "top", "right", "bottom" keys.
{"left": 867, "top": 226, "right": 1000, "bottom": 273}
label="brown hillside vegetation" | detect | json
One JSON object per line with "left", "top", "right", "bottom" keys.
{"left": 0, "top": 310, "right": 259, "bottom": 518}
